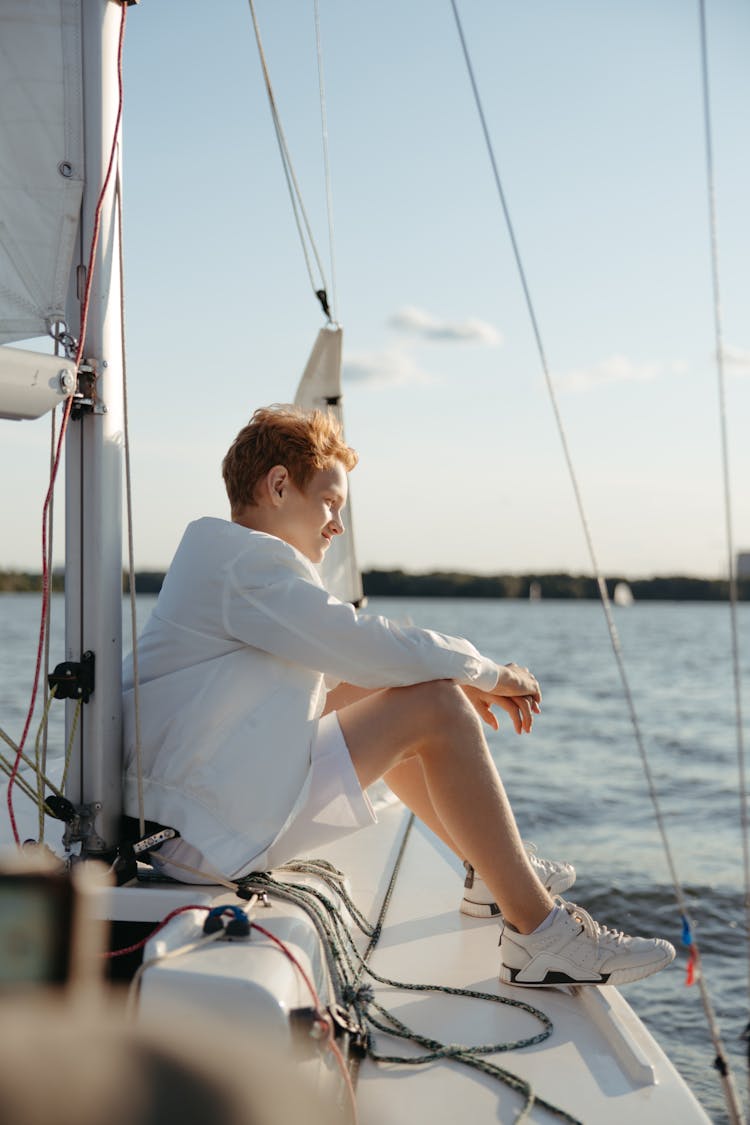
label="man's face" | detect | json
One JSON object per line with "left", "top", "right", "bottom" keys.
{"left": 279, "top": 461, "right": 348, "bottom": 564}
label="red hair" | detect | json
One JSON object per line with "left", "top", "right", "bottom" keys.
{"left": 222, "top": 404, "right": 357, "bottom": 514}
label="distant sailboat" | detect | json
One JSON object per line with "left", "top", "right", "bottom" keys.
{"left": 613, "top": 581, "right": 635, "bottom": 607}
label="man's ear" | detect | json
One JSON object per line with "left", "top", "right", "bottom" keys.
{"left": 265, "top": 465, "right": 289, "bottom": 506}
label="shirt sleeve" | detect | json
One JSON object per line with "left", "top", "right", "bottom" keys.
{"left": 223, "top": 538, "right": 499, "bottom": 691}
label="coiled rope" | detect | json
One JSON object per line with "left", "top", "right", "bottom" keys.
{"left": 239, "top": 815, "right": 581, "bottom": 1124}
{"left": 449, "top": 2, "right": 744, "bottom": 1121}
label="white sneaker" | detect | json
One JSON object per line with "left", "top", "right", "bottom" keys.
{"left": 498, "top": 899, "right": 676, "bottom": 987}
{"left": 461, "top": 843, "right": 576, "bottom": 918}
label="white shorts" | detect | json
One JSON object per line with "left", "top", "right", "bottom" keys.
{"left": 152, "top": 712, "right": 377, "bottom": 884}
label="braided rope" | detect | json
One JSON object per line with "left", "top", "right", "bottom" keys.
{"left": 239, "top": 818, "right": 580, "bottom": 1123}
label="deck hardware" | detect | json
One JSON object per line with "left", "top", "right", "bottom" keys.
{"left": 45, "top": 795, "right": 78, "bottom": 823}
{"left": 289, "top": 1007, "right": 331, "bottom": 1052}
{"left": 60, "top": 801, "right": 105, "bottom": 854}
{"left": 48, "top": 651, "right": 95, "bottom": 702}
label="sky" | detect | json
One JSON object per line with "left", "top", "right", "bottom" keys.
{"left": 2, "top": 0, "right": 749, "bottom": 578}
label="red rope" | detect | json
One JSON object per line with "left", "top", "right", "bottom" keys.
{"left": 7, "top": 1, "right": 128, "bottom": 844}
{"left": 105, "top": 904, "right": 210, "bottom": 960}
{"left": 112, "top": 907, "right": 358, "bottom": 1119}
{"left": 250, "top": 921, "right": 359, "bottom": 1123}
{"left": 251, "top": 921, "right": 323, "bottom": 1008}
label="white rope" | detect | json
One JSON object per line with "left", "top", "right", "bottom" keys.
{"left": 126, "top": 928, "right": 225, "bottom": 1017}
{"left": 146, "top": 853, "right": 241, "bottom": 894}
{"left": 314, "top": 0, "right": 338, "bottom": 323}
{"left": 449, "top": 4, "right": 744, "bottom": 1119}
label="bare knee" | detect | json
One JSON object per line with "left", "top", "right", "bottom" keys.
{"left": 400, "top": 680, "right": 480, "bottom": 744}
{"left": 338, "top": 679, "right": 483, "bottom": 790}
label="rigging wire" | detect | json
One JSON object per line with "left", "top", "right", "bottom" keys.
{"left": 5, "top": 0, "right": 129, "bottom": 845}
{"left": 116, "top": 167, "right": 146, "bottom": 838}
{"left": 697, "top": 0, "right": 750, "bottom": 1100}
{"left": 247, "top": 0, "right": 333, "bottom": 321}
{"left": 314, "top": 0, "right": 338, "bottom": 323}
{"left": 448, "top": 2, "right": 744, "bottom": 1120}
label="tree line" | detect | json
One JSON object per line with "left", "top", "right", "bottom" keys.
{"left": 1, "top": 569, "right": 747, "bottom": 601}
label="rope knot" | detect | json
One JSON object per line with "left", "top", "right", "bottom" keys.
{"left": 342, "top": 983, "right": 374, "bottom": 1008}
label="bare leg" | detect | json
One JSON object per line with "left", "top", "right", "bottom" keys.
{"left": 382, "top": 758, "right": 461, "bottom": 855}
{"left": 336, "top": 681, "right": 553, "bottom": 933}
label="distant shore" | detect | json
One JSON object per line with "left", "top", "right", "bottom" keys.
{"left": 1, "top": 569, "right": 747, "bottom": 601}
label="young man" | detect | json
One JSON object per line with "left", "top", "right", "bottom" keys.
{"left": 123, "top": 405, "right": 674, "bottom": 988}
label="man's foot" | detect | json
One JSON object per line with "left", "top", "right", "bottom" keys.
{"left": 498, "top": 899, "right": 676, "bottom": 987}
{"left": 461, "top": 843, "right": 576, "bottom": 918}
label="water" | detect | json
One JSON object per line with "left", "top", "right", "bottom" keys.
{"left": 1, "top": 592, "right": 748, "bottom": 1122}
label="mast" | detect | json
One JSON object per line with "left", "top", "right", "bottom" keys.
{"left": 64, "top": 0, "right": 125, "bottom": 857}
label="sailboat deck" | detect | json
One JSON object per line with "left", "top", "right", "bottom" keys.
{"left": 313, "top": 801, "right": 710, "bottom": 1124}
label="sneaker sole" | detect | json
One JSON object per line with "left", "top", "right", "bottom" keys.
{"left": 499, "top": 944, "right": 675, "bottom": 988}
{"left": 460, "top": 898, "right": 502, "bottom": 919}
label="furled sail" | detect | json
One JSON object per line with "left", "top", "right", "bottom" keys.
{"left": 0, "top": 0, "right": 84, "bottom": 344}
{"left": 294, "top": 325, "right": 365, "bottom": 606}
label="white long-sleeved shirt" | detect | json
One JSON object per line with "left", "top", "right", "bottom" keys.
{"left": 123, "top": 518, "right": 499, "bottom": 877}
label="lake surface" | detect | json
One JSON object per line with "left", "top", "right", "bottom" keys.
{"left": 1, "top": 592, "right": 748, "bottom": 1122}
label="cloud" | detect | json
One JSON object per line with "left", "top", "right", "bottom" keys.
{"left": 389, "top": 305, "right": 503, "bottom": 346}
{"left": 343, "top": 349, "right": 432, "bottom": 387}
{"left": 553, "top": 354, "right": 687, "bottom": 392}
{"left": 723, "top": 345, "right": 750, "bottom": 373}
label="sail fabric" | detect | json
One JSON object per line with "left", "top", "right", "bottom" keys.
{"left": 294, "top": 326, "right": 365, "bottom": 606}
{"left": 0, "top": 0, "right": 84, "bottom": 344}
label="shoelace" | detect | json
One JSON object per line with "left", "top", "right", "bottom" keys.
{"left": 558, "top": 899, "right": 630, "bottom": 948}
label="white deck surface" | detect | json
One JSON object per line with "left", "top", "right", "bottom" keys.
{"left": 1, "top": 774, "right": 711, "bottom": 1123}
{"left": 313, "top": 800, "right": 710, "bottom": 1125}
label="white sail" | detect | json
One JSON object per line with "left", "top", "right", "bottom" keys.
{"left": 294, "top": 325, "right": 365, "bottom": 605}
{"left": 0, "top": 0, "right": 84, "bottom": 344}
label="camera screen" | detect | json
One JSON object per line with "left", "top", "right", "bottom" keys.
{"left": 0, "top": 876, "right": 72, "bottom": 985}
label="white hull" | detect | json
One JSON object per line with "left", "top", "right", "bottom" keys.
{"left": 61, "top": 791, "right": 705, "bottom": 1124}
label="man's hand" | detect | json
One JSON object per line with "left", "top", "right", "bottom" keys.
{"left": 462, "top": 665, "right": 542, "bottom": 735}
{"left": 493, "top": 662, "right": 541, "bottom": 702}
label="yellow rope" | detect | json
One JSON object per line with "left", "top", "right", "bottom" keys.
{"left": 0, "top": 723, "right": 63, "bottom": 797}
{"left": 34, "top": 685, "right": 58, "bottom": 840}
{"left": 0, "top": 691, "right": 81, "bottom": 839}
{"left": 60, "top": 699, "right": 82, "bottom": 796}
{"left": 0, "top": 751, "right": 48, "bottom": 809}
